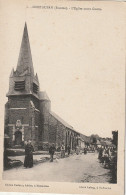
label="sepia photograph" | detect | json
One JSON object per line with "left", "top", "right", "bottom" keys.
{"left": 0, "top": 0, "right": 125, "bottom": 194}
{"left": 3, "top": 13, "right": 118, "bottom": 184}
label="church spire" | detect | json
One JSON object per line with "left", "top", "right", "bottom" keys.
{"left": 16, "top": 23, "right": 34, "bottom": 76}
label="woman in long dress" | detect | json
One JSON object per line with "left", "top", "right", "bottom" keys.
{"left": 24, "top": 140, "right": 34, "bottom": 168}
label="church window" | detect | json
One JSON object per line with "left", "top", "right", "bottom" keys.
{"left": 14, "top": 81, "right": 25, "bottom": 91}
{"left": 33, "top": 82, "right": 38, "bottom": 94}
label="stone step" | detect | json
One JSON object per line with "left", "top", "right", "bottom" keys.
{"left": 12, "top": 145, "right": 24, "bottom": 149}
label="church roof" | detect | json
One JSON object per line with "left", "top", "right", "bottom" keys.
{"left": 16, "top": 23, "right": 34, "bottom": 76}
{"left": 50, "top": 111, "right": 74, "bottom": 130}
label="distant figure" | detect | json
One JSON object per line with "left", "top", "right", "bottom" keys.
{"left": 76, "top": 146, "right": 80, "bottom": 155}
{"left": 84, "top": 147, "right": 87, "bottom": 155}
{"left": 102, "top": 148, "right": 109, "bottom": 166}
{"left": 49, "top": 143, "right": 56, "bottom": 162}
{"left": 24, "top": 140, "right": 34, "bottom": 168}
{"left": 61, "top": 144, "right": 65, "bottom": 158}
{"left": 98, "top": 147, "right": 103, "bottom": 160}
{"left": 67, "top": 145, "right": 70, "bottom": 155}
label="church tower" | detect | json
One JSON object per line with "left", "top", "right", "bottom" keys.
{"left": 4, "top": 23, "right": 82, "bottom": 152}
{"left": 7, "top": 23, "right": 39, "bottom": 98}
{"left": 5, "top": 23, "right": 42, "bottom": 149}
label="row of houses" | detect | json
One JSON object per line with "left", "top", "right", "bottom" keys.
{"left": 79, "top": 134, "right": 116, "bottom": 150}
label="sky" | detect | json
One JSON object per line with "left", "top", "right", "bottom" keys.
{"left": 0, "top": 1, "right": 125, "bottom": 138}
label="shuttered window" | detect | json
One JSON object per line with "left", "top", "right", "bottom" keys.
{"left": 14, "top": 81, "right": 25, "bottom": 91}
{"left": 33, "top": 82, "right": 38, "bottom": 94}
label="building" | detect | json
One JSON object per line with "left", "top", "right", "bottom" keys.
{"left": 4, "top": 23, "right": 83, "bottom": 151}
{"left": 79, "top": 134, "right": 91, "bottom": 149}
{"left": 112, "top": 131, "right": 118, "bottom": 148}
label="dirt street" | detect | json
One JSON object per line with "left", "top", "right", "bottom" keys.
{"left": 3, "top": 152, "right": 111, "bottom": 183}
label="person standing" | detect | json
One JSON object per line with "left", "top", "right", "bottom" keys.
{"left": 102, "top": 147, "right": 109, "bottom": 166}
{"left": 98, "top": 146, "right": 103, "bottom": 160}
{"left": 67, "top": 145, "right": 70, "bottom": 156}
{"left": 76, "top": 146, "right": 80, "bottom": 155}
{"left": 61, "top": 143, "right": 65, "bottom": 158}
{"left": 24, "top": 140, "right": 34, "bottom": 168}
{"left": 84, "top": 147, "right": 87, "bottom": 155}
{"left": 49, "top": 143, "right": 56, "bottom": 162}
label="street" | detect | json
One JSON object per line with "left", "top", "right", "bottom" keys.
{"left": 3, "top": 152, "right": 111, "bottom": 183}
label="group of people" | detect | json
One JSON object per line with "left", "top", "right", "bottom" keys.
{"left": 49, "top": 143, "right": 71, "bottom": 162}
{"left": 75, "top": 146, "right": 88, "bottom": 155}
{"left": 24, "top": 141, "right": 117, "bottom": 168}
{"left": 23, "top": 141, "right": 93, "bottom": 166}
{"left": 23, "top": 141, "right": 71, "bottom": 166}
{"left": 49, "top": 144, "right": 89, "bottom": 162}
{"left": 98, "top": 146, "right": 117, "bottom": 168}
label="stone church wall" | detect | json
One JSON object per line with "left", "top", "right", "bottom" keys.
{"left": 8, "top": 96, "right": 29, "bottom": 109}
{"left": 48, "top": 114, "right": 57, "bottom": 145}
{"left": 56, "top": 121, "right": 66, "bottom": 150}
{"left": 8, "top": 108, "right": 29, "bottom": 125}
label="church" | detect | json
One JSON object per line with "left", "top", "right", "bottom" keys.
{"left": 4, "top": 23, "right": 83, "bottom": 151}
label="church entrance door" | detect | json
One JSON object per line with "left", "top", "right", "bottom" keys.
{"left": 15, "top": 131, "right": 22, "bottom": 145}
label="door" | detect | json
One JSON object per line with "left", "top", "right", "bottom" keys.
{"left": 15, "top": 131, "right": 22, "bottom": 145}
